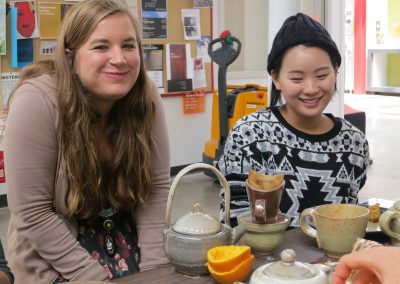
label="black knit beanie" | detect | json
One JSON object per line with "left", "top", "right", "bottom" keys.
{"left": 267, "top": 13, "right": 341, "bottom": 75}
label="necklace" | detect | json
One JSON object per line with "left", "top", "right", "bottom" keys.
{"left": 99, "top": 207, "right": 117, "bottom": 256}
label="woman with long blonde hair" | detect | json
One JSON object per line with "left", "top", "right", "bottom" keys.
{"left": 5, "top": 0, "right": 170, "bottom": 282}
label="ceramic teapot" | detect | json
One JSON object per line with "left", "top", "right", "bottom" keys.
{"left": 249, "top": 249, "right": 334, "bottom": 284}
{"left": 163, "top": 163, "right": 246, "bottom": 276}
{"left": 379, "top": 200, "right": 400, "bottom": 246}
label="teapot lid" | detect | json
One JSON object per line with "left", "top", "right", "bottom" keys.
{"left": 172, "top": 203, "right": 222, "bottom": 235}
{"left": 262, "top": 249, "right": 319, "bottom": 280}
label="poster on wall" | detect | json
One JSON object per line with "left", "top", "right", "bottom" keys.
{"left": 166, "top": 43, "right": 193, "bottom": 93}
{"left": 1, "top": 72, "right": 20, "bottom": 113}
{"left": 141, "top": 0, "right": 167, "bottom": 39}
{"left": 10, "top": 1, "right": 39, "bottom": 39}
{"left": 40, "top": 40, "right": 56, "bottom": 55}
{"left": 193, "top": 0, "right": 213, "bottom": 8}
{"left": 183, "top": 91, "right": 205, "bottom": 114}
{"left": 38, "top": 2, "right": 74, "bottom": 39}
{"left": 143, "top": 44, "right": 164, "bottom": 90}
{"left": 192, "top": 57, "right": 206, "bottom": 89}
{"left": 38, "top": 2, "right": 61, "bottom": 39}
{"left": 196, "top": 35, "right": 211, "bottom": 63}
{"left": 182, "top": 9, "right": 201, "bottom": 40}
{"left": 0, "top": 0, "right": 6, "bottom": 55}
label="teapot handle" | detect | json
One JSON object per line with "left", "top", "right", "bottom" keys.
{"left": 165, "top": 163, "right": 231, "bottom": 227}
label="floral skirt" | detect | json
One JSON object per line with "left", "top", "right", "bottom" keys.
{"left": 78, "top": 210, "right": 141, "bottom": 278}
{"left": 53, "top": 210, "right": 141, "bottom": 283}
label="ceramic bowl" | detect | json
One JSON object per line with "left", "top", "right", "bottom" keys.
{"left": 237, "top": 211, "right": 290, "bottom": 254}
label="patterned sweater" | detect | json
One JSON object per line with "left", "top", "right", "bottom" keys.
{"left": 217, "top": 107, "right": 369, "bottom": 227}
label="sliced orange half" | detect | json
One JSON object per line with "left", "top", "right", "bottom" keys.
{"left": 207, "top": 254, "right": 254, "bottom": 284}
{"left": 207, "top": 245, "right": 251, "bottom": 272}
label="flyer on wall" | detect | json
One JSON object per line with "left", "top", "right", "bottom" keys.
{"left": 10, "top": 0, "right": 39, "bottom": 39}
{"left": 1, "top": 72, "right": 20, "bottom": 113}
{"left": 143, "top": 44, "right": 164, "bottom": 90}
{"left": 38, "top": 2, "right": 61, "bottom": 39}
{"left": 182, "top": 9, "right": 201, "bottom": 40}
{"left": 141, "top": 0, "right": 167, "bottom": 39}
{"left": 166, "top": 43, "right": 193, "bottom": 93}
{"left": 193, "top": 0, "right": 213, "bottom": 8}
{"left": 196, "top": 35, "right": 211, "bottom": 63}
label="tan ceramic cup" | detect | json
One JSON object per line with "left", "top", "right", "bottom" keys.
{"left": 300, "top": 204, "right": 369, "bottom": 258}
{"left": 246, "top": 180, "right": 285, "bottom": 224}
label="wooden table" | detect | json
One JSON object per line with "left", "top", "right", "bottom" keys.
{"left": 114, "top": 228, "right": 334, "bottom": 284}
{"left": 114, "top": 228, "right": 390, "bottom": 284}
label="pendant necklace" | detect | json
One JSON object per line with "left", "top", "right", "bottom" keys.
{"left": 99, "top": 207, "right": 117, "bottom": 256}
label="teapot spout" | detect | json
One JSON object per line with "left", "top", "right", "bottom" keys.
{"left": 231, "top": 224, "right": 246, "bottom": 244}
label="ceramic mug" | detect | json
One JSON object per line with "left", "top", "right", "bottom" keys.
{"left": 246, "top": 180, "right": 285, "bottom": 224}
{"left": 379, "top": 200, "right": 400, "bottom": 246}
{"left": 300, "top": 204, "right": 369, "bottom": 258}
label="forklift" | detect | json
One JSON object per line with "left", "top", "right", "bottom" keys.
{"left": 203, "top": 31, "right": 268, "bottom": 166}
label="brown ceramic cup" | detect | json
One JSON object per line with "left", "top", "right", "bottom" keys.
{"left": 246, "top": 179, "right": 285, "bottom": 224}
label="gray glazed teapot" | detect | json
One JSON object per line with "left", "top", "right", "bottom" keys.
{"left": 163, "top": 163, "right": 246, "bottom": 276}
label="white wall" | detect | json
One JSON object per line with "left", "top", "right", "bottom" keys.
{"left": 324, "top": 0, "right": 345, "bottom": 117}
{"left": 163, "top": 94, "right": 213, "bottom": 167}
{"left": 344, "top": 0, "right": 354, "bottom": 91}
{"left": 266, "top": 0, "right": 300, "bottom": 53}
{"left": 367, "top": 0, "right": 388, "bottom": 49}
{"left": 244, "top": 1, "right": 268, "bottom": 71}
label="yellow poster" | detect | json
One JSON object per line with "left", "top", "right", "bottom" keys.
{"left": 38, "top": 2, "right": 61, "bottom": 39}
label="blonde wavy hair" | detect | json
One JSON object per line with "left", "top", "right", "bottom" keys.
{"left": 17, "top": 0, "right": 155, "bottom": 219}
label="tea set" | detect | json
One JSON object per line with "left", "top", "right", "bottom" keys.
{"left": 163, "top": 163, "right": 400, "bottom": 282}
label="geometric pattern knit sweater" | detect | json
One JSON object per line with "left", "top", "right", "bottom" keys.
{"left": 217, "top": 107, "right": 369, "bottom": 227}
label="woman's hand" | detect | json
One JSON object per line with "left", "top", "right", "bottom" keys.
{"left": 332, "top": 246, "right": 400, "bottom": 284}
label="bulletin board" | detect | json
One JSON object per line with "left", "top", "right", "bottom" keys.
{"left": 140, "top": 0, "right": 214, "bottom": 96}
{"left": 0, "top": 0, "right": 59, "bottom": 72}
{"left": 0, "top": 0, "right": 214, "bottom": 102}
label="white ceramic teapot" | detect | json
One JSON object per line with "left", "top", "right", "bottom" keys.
{"left": 249, "top": 249, "right": 334, "bottom": 284}
{"left": 163, "top": 163, "right": 246, "bottom": 276}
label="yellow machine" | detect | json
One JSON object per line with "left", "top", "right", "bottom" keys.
{"left": 203, "top": 84, "right": 268, "bottom": 165}
{"left": 203, "top": 31, "right": 268, "bottom": 165}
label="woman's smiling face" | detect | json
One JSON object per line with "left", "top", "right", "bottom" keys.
{"left": 271, "top": 45, "right": 338, "bottom": 121}
{"left": 73, "top": 13, "right": 140, "bottom": 116}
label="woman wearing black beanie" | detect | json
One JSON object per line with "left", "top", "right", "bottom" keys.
{"left": 217, "top": 13, "right": 369, "bottom": 228}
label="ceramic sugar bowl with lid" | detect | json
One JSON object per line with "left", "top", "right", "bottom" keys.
{"left": 163, "top": 163, "right": 246, "bottom": 276}
{"left": 249, "top": 249, "right": 334, "bottom": 284}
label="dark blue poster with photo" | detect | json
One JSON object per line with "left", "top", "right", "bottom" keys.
{"left": 17, "top": 38, "right": 34, "bottom": 67}
{"left": 141, "top": 0, "right": 167, "bottom": 39}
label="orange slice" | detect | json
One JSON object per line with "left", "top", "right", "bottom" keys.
{"left": 207, "top": 245, "right": 251, "bottom": 272}
{"left": 207, "top": 254, "right": 254, "bottom": 284}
